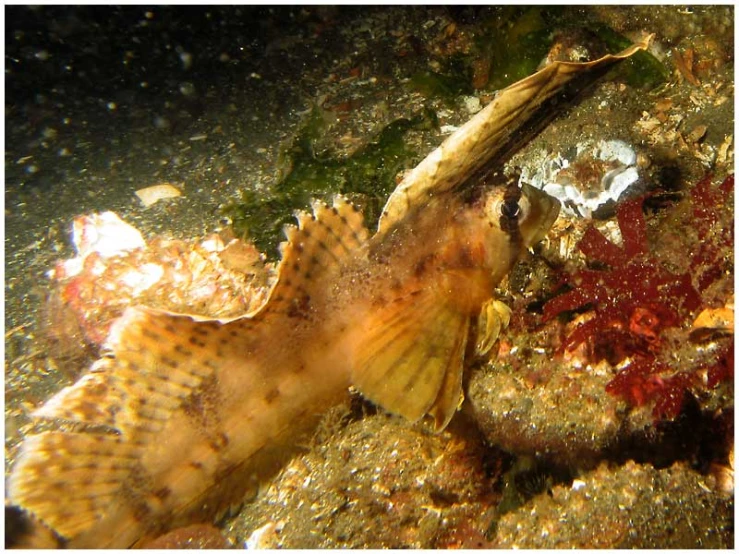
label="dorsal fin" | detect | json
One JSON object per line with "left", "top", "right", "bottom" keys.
{"left": 256, "top": 195, "right": 368, "bottom": 318}
{"left": 377, "top": 39, "right": 651, "bottom": 234}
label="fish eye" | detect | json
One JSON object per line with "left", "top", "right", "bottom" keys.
{"left": 493, "top": 192, "right": 529, "bottom": 221}
{"left": 501, "top": 198, "right": 520, "bottom": 219}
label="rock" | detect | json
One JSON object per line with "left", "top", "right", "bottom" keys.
{"left": 140, "top": 524, "right": 233, "bottom": 549}
{"left": 466, "top": 357, "right": 624, "bottom": 466}
{"left": 228, "top": 411, "right": 499, "bottom": 548}
{"left": 494, "top": 460, "right": 733, "bottom": 548}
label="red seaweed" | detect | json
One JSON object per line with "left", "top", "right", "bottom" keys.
{"left": 689, "top": 174, "right": 734, "bottom": 291}
{"left": 543, "top": 195, "right": 702, "bottom": 364}
{"left": 605, "top": 339, "right": 733, "bottom": 420}
{"left": 543, "top": 174, "right": 734, "bottom": 420}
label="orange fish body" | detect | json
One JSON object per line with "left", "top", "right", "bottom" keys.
{"left": 8, "top": 39, "right": 651, "bottom": 546}
{"left": 8, "top": 183, "right": 558, "bottom": 548}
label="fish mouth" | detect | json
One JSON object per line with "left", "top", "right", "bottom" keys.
{"left": 519, "top": 183, "right": 561, "bottom": 247}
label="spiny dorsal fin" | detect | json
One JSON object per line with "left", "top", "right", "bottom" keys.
{"left": 377, "top": 39, "right": 651, "bottom": 234}
{"left": 350, "top": 286, "right": 469, "bottom": 431}
{"left": 257, "top": 195, "right": 368, "bottom": 318}
{"left": 8, "top": 307, "right": 258, "bottom": 545}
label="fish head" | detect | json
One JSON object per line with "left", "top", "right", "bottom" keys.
{"left": 517, "top": 183, "right": 561, "bottom": 247}
{"left": 484, "top": 182, "right": 560, "bottom": 249}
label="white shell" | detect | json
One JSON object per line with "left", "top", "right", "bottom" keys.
{"left": 521, "top": 139, "right": 641, "bottom": 218}
{"left": 135, "top": 183, "right": 182, "bottom": 207}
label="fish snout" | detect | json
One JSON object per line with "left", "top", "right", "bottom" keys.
{"left": 518, "top": 183, "right": 561, "bottom": 247}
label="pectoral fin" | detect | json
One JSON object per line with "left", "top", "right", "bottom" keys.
{"left": 476, "top": 298, "right": 512, "bottom": 357}
{"left": 350, "top": 288, "right": 469, "bottom": 431}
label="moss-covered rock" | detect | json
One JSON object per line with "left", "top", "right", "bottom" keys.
{"left": 224, "top": 106, "right": 437, "bottom": 255}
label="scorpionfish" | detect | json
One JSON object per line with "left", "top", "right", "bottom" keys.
{"left": 8, "top": 179, "right": 558, "bottom": 547}
{"left": 8, "top": 38, "right": 651, "bottom": 547}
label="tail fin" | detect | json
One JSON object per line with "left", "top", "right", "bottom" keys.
{"left": 8, "top": 195, "right": 369, "bottom": 546}
{"left": 8, "top": 307, "right": 257, "bottom": 545}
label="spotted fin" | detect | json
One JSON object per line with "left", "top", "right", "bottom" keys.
{"left": 8, "top": 307, "right": 259, "bottom": 546}
{"left": 7, "top": 195, "right": 369, "bottom": 546}
{"left": 350, "top": 286, "right": 469, "bottom": 431}
{"left": 256, "top": 195, "right": 369, "bottom": 318}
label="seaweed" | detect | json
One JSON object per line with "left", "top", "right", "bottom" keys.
{"left": 224, "top": 106, "right": 438, "bottom": 255}
{"left": 543, "top": 174, "right": 734, "bottom": 420}
{"left": 543, "top": 195, "right": 702, "bottom": 364}
{"left": 470, "top": 7, "right": 667, "bottom": 92}
{"left": 590, "top": 23, "right": 669, "bottom": 89}
{"left": 604, "top": 339, "right": 733, "bottom": 420}
{"left": 474, "top": 7, "right": 553, "bottom": 91}
{"left": 409, "top": 53, "right": 474, "bottom": 102}
{"left": 412, "top": 7, "right": 666, "bottom": 103}
{"left": 408, "top": 8, "right": 554, "bottom": 100}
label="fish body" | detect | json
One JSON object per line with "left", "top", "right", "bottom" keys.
{"left": 8, "top": 184, "right": 557, "bottom": 548}
{"left": 7, "top": 40, "right": 649, "bottom": 547}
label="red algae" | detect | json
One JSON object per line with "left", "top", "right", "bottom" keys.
{"left": 543, "top": 195, "right": 702, "bottom": 364}
{"left": 689, "top": 174, "right": 734, "bottom": 292}
{"left": 543, "top": 174, "right": 734, "bottom": 420}
{"left": 604, "top": 341, "right": 732, "bottom": 420}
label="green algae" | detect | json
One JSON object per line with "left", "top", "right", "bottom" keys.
{"left": 408, "top": 8, "right": 553, "bottom": 100}
{"left": 224, "top": 106, "right": 438, "bottom": 256}
{"left": 474, "top": 7, "right": 667, "bottom": 91}
{"left": 409, "top": 7, "right": 666, "bottom": 101}
{"left": 592, "top": 24, "right": 669, "bottom": 89}
{"left": 475, "top": 7, "right": 554, "bottom": 91}
{"left": 409, "top": 54, "right": 473, "bottom": 102}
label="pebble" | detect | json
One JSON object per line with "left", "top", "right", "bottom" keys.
{"left": 462, "top": 95, "right": 482, "bottom": 114}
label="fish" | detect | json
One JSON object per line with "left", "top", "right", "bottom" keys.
{"left": 6, "top": 40, "right": 648, "bottom": 548}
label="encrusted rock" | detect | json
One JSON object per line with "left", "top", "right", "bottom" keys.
{"left": 494, "top": 460, "right": 733, "bottom": 548}
{"left": 466, "top": 357, "right": 624, "bottom": 466}
{"left": 228, "top": 411, "right": 499, "bottom": 548}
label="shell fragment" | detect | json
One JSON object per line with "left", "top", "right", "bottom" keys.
{"left": 135, "top": 183, "right": 182, "bottom": 207}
